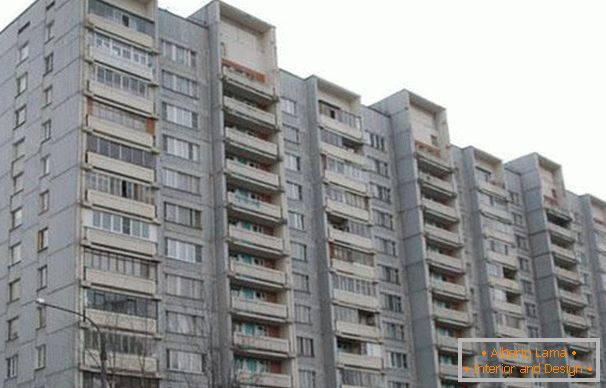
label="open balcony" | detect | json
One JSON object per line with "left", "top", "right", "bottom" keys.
{"left": 328, "top": 226, "right": 373, "bottom": 251}
{"left": 434, "top": 306, "right": 471, "bottom": 327}
{"left": 320, "top": 142, "right": 366, "bottom": 166}
{"left": 333, "top": 289, "right": 379, "bottom": 311}
{"left": 415, "top": 147, "right": 453, "bottom": 176}
{"left": 236, "top": 371, "right": 292, "bottom": 388}
{"left": 422, "top": 198, "right": 459, "bottom": 223}
{"left": 231, "top": 296, "right": 288, "bottom": 322}
{"left": 488, "top": 276, "right": 521, "bottom": 293}
{"left": 222, "top": 64, "right": 275, "bottom": 103}
{"left": 548, "top": 224, "right": 576, "bottom": 245}
{"left": 84, "top": 268, "right": 156, "bottom": 295}
{"left": 439, "top": 363, "right": 474, "bottom": 378}
{"left": 496, "top": 325, "right": 526, "bottom": 338}
{"left": 486, "top": 250, "right": 518, "bottom": 269}
{"left": 319, "top": 113, "right": 363, "bottom": 142}
{"left": 335, "top": 321, "right": 381, "bottom": 340}
{"left": 227, "top": 225, "right": 286, "bottom": 258}
{"left": 555, "top": 267, "right": 581, "bottom": 285}
{"left": 418, "top": 172, "right": 456, "bottom": 198}
{"left": 499, "top": 345, "right": 532, "bottom": 365}
{"left": 229, "top": 260, "right": 287, "bottom": 288}
{"left": 324, "top": 170, "right": 367, "bottom": 195}
{"left": 424, "top": 224, "right": 462, "bottom": 247}
{"left": 84, "top": 227, "right": 156, "bottom": 257}
{"left": 331, "top": 258, "right": 376, "bottom": 279}
{"left": 426, "top": 251, "right": 465, "bottom": 274}
{"left": 559, "top": 289, "right": 587, "bottom": 307}
{"left": 431, "top": 279, "right": 467, "bottom": 300}
{"left": 477, "top": 179, "right": 508, "bottom": 199}
{"left": 552, "top": 244, "right": 577, "bottom": 264}
{"left": 224, "top": 96, "right": 278, "bottom": 131}
{"left": 225, "top": 159, "right": 281, "bottom": 193}
{"left": 326, "top": 198, "right": 370, "bottom": 223}
{"left": 493, "top": 300, "right": 523, "bottom": 316}
{"left": 86, "top": 190, "right": 156, "bottom": 220}
{"left": 232, "top": 332, "right": 290, "bottom": 357}
{"left": 483, "top": 226, "right": 513, "bottom": 244}
{"left": 227, "top": 192, "right": 284, "bottom": 224}
{"left": 562, "top": 312, "right": 588, "bottom": 329}
{"left": 225, "top": 126, "right": 279, "bottom": 163}
{"left": 337, "top": 352, "right": 382, "bottom": 370}
{"left": 436, "top": 335, "right": 474, "bottom": 353}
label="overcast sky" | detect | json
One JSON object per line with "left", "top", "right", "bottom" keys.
{"left": 3, "top": 1, "right": 605, "bottom": 199}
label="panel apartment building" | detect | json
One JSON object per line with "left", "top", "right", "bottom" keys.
{"left": 0, "top": 0, "right": 603, "bottom": 387}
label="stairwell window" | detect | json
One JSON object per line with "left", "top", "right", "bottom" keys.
{"left": 17, "top": 42, "right": 29, "bottom": 62}
{"left": 167, "top": 350, "right": 204, "bottom": 373}
{"left": 287, "top": 181, "right": 303, "bottom": 200}
{"left": 44, "top": 53, "right": 54, "bottom": 75}
{"left": 165, "top": 238, "right": 202, "bottom": 263}
{"left": 166, "top": 274, "right": 203, "bottom": 299}
{"left": 288, "top": 211, "right": 305, "bottom": 230}
{"left": 41, "top": 155, "right": 50, "bottom": 176}
{"left": 44, "top": 21, "right": 54, "bottom": 42}
{"left": 164, "top": 203, "right": 202, "bottom": 229}
{"left": 285, "top": 153, "right": 301, "bottom": 171}
{"left": 37, "top": 228, "right": 49, "bottom": 251}
{"left": 11, "top": 208, "right": 23, "bottom": 229}
{"left": 9, "top": 244, "right": 22, "bottom": 266}
{"left": 16, "top": 73, "right": 27, "bottom": 95}
{"left": 35, "top": 345, "right": 46, "bottom": 369}
{"left": 293, "top": 273, "right": 310, "bottom": 292}
{"left": 296, "top": 336, "right": 315, "bottom": 357}
{"left": 6, "top": 354, "right": 18, "bottom": 379}
{"left": 163, "top": 135, "right": 199, "bottom": 161}
{"left": 15, "top": 106, "right": 26, "bottom": 127}
{"left": 162, "top": 102, "right": 198, "bottom": 129}
{"left": 281, "top": 97, "right": 297, "bottom": 116}
{"left": 163, "top": 169, "right": 201, "bottom": 194}
{"left": 161, "top": 40, "right": 197, "bottom": 67}
{"left": 387, "top": 352, "right": 407, "bottom": 369}
{"left": 381, "top": 292, "right": 402, "bottom": 313}
{"left": 295, "top": 304, "right": 312, "bottom": 324}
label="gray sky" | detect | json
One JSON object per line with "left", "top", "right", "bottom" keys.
{"left": 3, "top": 1, "right": 605, "bottom": 199}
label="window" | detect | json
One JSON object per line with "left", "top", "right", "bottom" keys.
{"left": 287, "top": 181, "right": 303, "bottom": 200}
{"left": 44, "top": 53, "right": 54, "bottom": 74}
{"left": 291, "top": 242, "right": 307, "bottom": 262}
{"left": 299, "top": 369, "right": 316, "bottom": 388}
{"left": 84, "top": 248, "right": 157, "bottom": 280}
{"left": 518, "top": 257, "right": 530, "bottom": 272}
{"left": 161, "top": 40, "right": 197, "bottom": 67}
{"left": 42, "top": 120, "right": 52, "bottom": 141}
{"left": 8, "top": 317, "right": 19, "bottom": 340}
{"left": 281, "top": 98, "right": 297, "bottom": 115}
{"left": 512, "top": 212, "right": 524, "bottom": 226}
{"left": 38, "top": 228, "right": 49, "bottom": 250}
{"left": 365, "top": 131, "right": 386, "bottom": 151}
{"left": 166, "top": 312, "right": 203, "bottom": 336}
{"left": 45, "top": 21, "right": 54, "bottom": 41}
{"left": 163, "top": 136, "right": 199, "bottom": 161}
{"left": 164, "top": 203, "right": 202, "bottom": 228}
{"left": 161, "top": 70, "right": 198, "bottom": 97}
{"left": 293, "top": 273, "right": 310, "bottom": 292}
{"left": 37, "top": 266, "right": 48, "bottom": 289}
{"left": 379, "top": 265, "right": 400, "bottom": 285}
{"left": 6, "top": 355, "right": 18, "bottom": 379}
{"left": 40, "top": 191, "right": 50, "bottom": 213}
{"left": 41, "top": 155, "right": 50, "bottom": 176}
{"left": 525, "top": 302, "right": 537, "bottom": 317}
{"left": 515, "top": 234, "right": 529, "bottom": 250}
{"left": 295, "top": 304, "right": 312, "bottom": 324}
{"left": 376, "top": 237, "right": 397, "bottom": 256}
{"left": 16, "top": 73, "right": 27, "bottom": 95}
{"left": 15, "top": 105, "right": 27, "bottom": 127}
{"left": 527, "top": 325, "right": 540, "bottom": 338}
{"left": 370, "top": 183, "right": 391, "bottom": 203}
{"left": 284, "top": 125, "right": 300, "bottom": 143}
{"left": 325, "top": 156, "right": 365, "bottom": 181}
{"left": 86, "top": 289, "right": 157, "bottom": 318}
{"left": 285, "top": 153, "right": 301, "bottom": 171}
{"left": 167, "top": 350, "right": 203, "bottom": 373}
{"left": 35, "top": 345, "right": 46, "bottom": 369}
{"left": 162, "top": 102, "right": 198, "bottom": 128}
{"left": 521, "top": 280, "right": 534, "bottom": 295}
{"left": 509, "top": 191, "right": 521, "bottom": 205}
{"left": 43, "top": 86, "right": 53, "bottom": 106}
{"left": 163, "top": 169, "right": 200, "bottom": 194}
{"left": 13, "top": 139, "right": 25, "bottom": 160}
{"left": 18, "top": 42, "right": 29, "bottom": 62}
{"left": 383, "top": 321, "right": 405, "bottom": 340}
{"left": 388, "top": 382, "right": 409, "bottom": 388}
{"left": 12, "top": 174, "right": 24, "bottom": 194}
{"left": 85, "top": 330, "right": 156, "bottom": 357}
{"left": 387, "top": 351, "right": 407, "bottom": 369}
{"left": 381, "top": 292, "right": 402, "bottom": 313}
{"left": 373, "top": 209, "right": 394, "bottom": 229}
{"left": 9, "top": 244, "right": 22, "bottom": 265}
{"left": 289, "top": 211, "right": 305, "bottom": 230}
{"left": 8, "top": 279, "right": 21, "bottom": 302}
{"left": 166, "top": 274, "right": 203, "bottom": 299}
{"left": 11, "top": 208, "right": 23, "bottom": 229}
{"left": 165, "top": 238, "right": 203, "bottom": 263}
{"left": 368, "top": 157, "right": 389, "bottom": 177}
{"left": 36, "top": 306, "right": 46, "bottom": 329}
{"left": 296, "top": 336, "right": 314, "bottom": 357}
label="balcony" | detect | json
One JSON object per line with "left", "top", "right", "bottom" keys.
{"left": 225, "top": 159, "right": 280, "bottom": 193}
{"left": 422, "top": 198, "right": 459, "bottom": 223}
{"left": 439, "top": 363, "right": 474, "bottom": 378}
{"left": 496, "top": 325, "right": 526, "bottom": 338}
{"left": 225, "top": 126, "right": 279, "bottom": 162}
{"left": 555, "top": 267, "right": 581, "bottom": 285}
{"left": 236, "top": 371, "right": 292, "bottom": 388}
{"left": 559, "top": 289, "right": 587, "bottom": 307}
{"left": 477, "top": 179, "right": 508, "bottom": 199}
{"left": 489, "top": 276, "right": 521, "bottom": 293}
{"left": 84, "top": 350, "right": 158, "bottom": 373}
{"left": 544, "top": 202, "right": 572, "bottom": 222}
{"left": 324, "top": 170, "right": 367, "bottom": 194}
{"left": 231, "top": 296, "right": 288, "bottom": 322}
{"left": 320, "top": 142, "right": 366, "bottom": 166}
{"left": 426, "top": 251, "right": 464, "bottom": 273}
{"left": 331, "top": 259, "right": 376, "bottom": 279}
{"left": 88, "top": 80, "right": 154, "bottom": 114}
{"left": 548, "top": 223, "right": 576, "bottom": 243}
{"left": 319, "top": 113, "right": 363, "bottom": 142}
{"left": 229, "top": 260, "right": 287, "bottom": 288}
{"left": 224, "top": 96, "right": 278, "bottom": 131}
{"left": 483, "top": 226, "right": 513, "bottom": 244}
{"left": 562, "top": 312, "right": 588, "bottom": 329}
{"left": 232, "top": 332, "right": 290, "bottom": 356}
{"left": 415, "top": 147, "right": 453, "bottom": 176}
{"left": 333, "top": 289, "right": 379, "bottom": 310}
{"left": 335, "top": 321, "right": 381, "bottom": 340}
{"left": 499, "top": 346, "right": 532, "bottom": 365}
{"left": 431, "top": 279, "right": 467, "bottom": 300}
{"left": 86, "top": 44, "right": 153, "bottom": 81}
{"left": 567, "top": 358, "right": 595, "bottom": 375}
{"left": 86, "top": 309, "right": 156, "bottom": 333}
{"left": 486, "top": 250, "right": 518, "bottom": 269}
{"left": 418, "top": 172, "right": 456, "bottom": 198}
{"left": 552, "top": 245, "right": 577, "bottom": 264}
{"left": 84, "top": 268, "right": 156, "bottom": 295}
{"left": 86, "top": 115, "right": 154, "bottom": 148}
{"left": 87, "top": 12, "right": 153, "bottom": 48}
{"left": 227, "top": 192, "right": 284, "bottom": 224}
{"left": 328, "top": 226, "right": 373, "bottom": 251}
{"left": 479, "top": 203, "right": 510, "bottom": 221}
{"left": 222, "top": 65, "right": 275, "bottom": 103}
{"left": 86, "top": 190, "right": 156, "bottom": 220}
{"left": 227, "top": 225, "right": 286, "bottom": 258}
{"left": 87, "top": 152, "right": 155, "bottom": 183}
{"left": 436, "top": 335, "right": 474, "bottom": 353}
{"left": 433, "top": 306, "right": 471, "bottom": 327}
{"left": 493, "top": 300, "right": 523, "bottom": 316}
{"left": 326, "top": 198, "right": 370, "bottom": 222}
{"left": 337, "top": 352, "right": 382, "bottom": 370}
{"left": 424, "top": 224, "right": 462, "bottom": 247}
{"left": 84, "top": 227, "right": 156, "bottom": 256}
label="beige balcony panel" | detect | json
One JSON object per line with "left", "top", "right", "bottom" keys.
{"left": 552, "top": 245, "right": 576, "bottom": 262}
{"left": 493, "top": 300, "right": 523, "bottom": 315}
{"left": 335, "top": 321, "right": 381, "bottom": 339}
{"left": 333, "top": 289, "right": 379, "bottom": 310}
{"left": 232, "top": 332, "right": 290, "bottom": 354}
{"left": 483, "top": 226, "right": 514, "bottom": 243}
{"left": 227, "top": 192, "right": 282, "bottom": 221}
{"left": 423, "top": 198, "right": 458, "bottom": 220}
{"left": 434, "top": 306, "right": 471, "bottom": 325}
{"left": 331, "top": 259, "right": 376, "bottom": 279}
{"left": 236, "top": 371, "right": 292, "bottom": 388}
{"left": 87, "top": 45, "right": 153, "bottom": 80}
{"left": 425, "top": 224, "right": 462, "bottom": 245}
{"left": 499, "top": 346, "right": 532, "bottom": 365}
{"left": 419, "top": 172, "right": 455, "bottom": 193}
{"left": 431, "top": 279, "right": 467, "bottom": 298}
{"left": 487, "top": 251, "right": 518, "bottom": 268}
{"left": 436, "top": 335, "right": 474, "bottom": 352}
{"left": 478, "top": 179, "right": 508, "bottom": 198}
{"left": 87, "top": 152, "right": 155, "bottom": 183}
{"left": 225, "top": 127, "right": 278, "bottom": 159}
{"left": 86, "top": 268, "right": 156, "bottom": 295}
{"left": 480, "top": 203, "right": 511, "bottom": 221}
{"left": 426, "top": 251, "right": 464, "bottom": 272}
{"left": 548, "top": 223, "right": 576, "bottom": 241}
{"left": 224, "top": 96, "right": 277, "bottom": 127}
{"left": 230, "top": 260, "right": 287, "bottom": 286}
{"left": 559, "top": 289, "right": 587, "bottom": 306}
{"left": 85, "top": 351, "right": 158, "bottom": 373}
{"left": 231, "top": 296, "right": 288, "bottom": 320}
{"left": 85, "top": 228, "right": 156, "bottom": 256}
{"left": 496, "top": 325, "right": 526, "bottom": 338}
{"left": 228, "top": 225, "right": 285, "bottom": 254}
{"left": 88, "top": 115, "right": 154, "bottom": 148}
{"left": 337, "top": 352, "right": 382, "bottom": 370}
{"left": 416, "top": 148, "right": 452, "bottom": 171}
{"left": 324, "top": 170, "right": 367, "bottom": 194}
{"left": 489, "top": 276, "right": 521, "bottom": 293}
{"left": 326, "top": 198, "right": 370, "bottom": 222}
{"left": 87, "top": 190, "right": 155, "bottom": 219}
{"left": 88, "top": 80, "right": 154, "bottom": 114}
{"left": 319, "top": 114, "right": 363, "bottom": 141}
{"left": 320, "top": 142, "right": 366, "bottom": 166}
{"left": 86, "top": 309, "right": 157, "bottom": 333}
{"left": 87, "top": 14, "right": 154, "bottom": 48}
{"left": 440, "top": 363, "right": 474, "bottom": 378}
{"left": 222, "top": 66, "right": 274, "bottom": 97}
{"left": 225, "top": 159, "right": 280, "bottom": 190}
{"left": 555, "top": 267, "right": 581, "bottom": 284}
{"left": 328, "top": 227, "right": 373, "bottom": 250}
{"left": 562, "top": 312, "right": 588, "bottom": 328}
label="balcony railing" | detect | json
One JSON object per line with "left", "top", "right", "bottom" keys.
{"left": 326, "top": 198, "right": 370, "bottom": 222}
{"left": 496, "top": 325, "right": 526, "bottom": 338}
{"left": 431, "top": 279, "right": 467, "bottom": 299}
{"left": 436, "top": 335, "right": 474, "bottom": 352}
{"left": 324, "top": 170, "right": 368, "bottom": 194}
{"left": 418, "top": 172, "right": 455, "bottom": 196}
{"left": 85, "top": 268, "right": 156, "bottom": 295}
{"left": 477, "top": 179, "right": 508, "bottom": 198}
{"left": 434, "top": 306, "right": 471, "bottom": 326}
{"left": 422, "top": 198, "right": 459, "bottom": 221}
{"left": 493, "top": 300, "right": 523, "bottom": 316}
{"left": 320, "top": 142, "right": 366, "bottom": 166}
{"left": 551, "top": 244, "right": 577, "bottom": 263}
{"left": 232, "top": 332, "right": 290, "bottom": 355}
{"left": 227, "top": 192, "right": 283, "bottom": 223}
{"left": 228, "top": 225, "right": 286, "bottom": 256}
{"left": 333, "top": 289, "right": 379, "bottom": 310}
{"left": 562, "top": 312, "right": 588, "bottom": 328}
{"left": 335, "top": 321, "right": 381, "bottom": 340}
{"left": 488, "top": 276, "right": 521, "bottom": 293}
{"left": 231, "top": 296, "right": 288, "bottom": 321}
{"left": 337, "top": 352, "right": 383, "bottom": 370}
{"left": 425, "top": 224, "right": 462, "bottom": 246}
{"left": 328, "top": 226, "right": 373, "bottom": 251}
{"left": 236, "top": 371, "right": 292, "bottom": 388}
{"left": 486, "top": 250, "right": 518, "bottom": 269}
{"left": 230, "top": 260, "right": 287, "bottom": 287}
{"left": 555, "top": 267, "right": 581, "bottom": 284}
{"left": 222, "top": 65, "right": 275, "bottom": 100}
{"left": 426, "top": 251, "right": 464, "bottom": 273}
{"left": 224, "top": 96, "right": 277, "bottom": 129}
{"left": 548, "top": 222, "right": 576, "bottom": 242}
{"left": 225, "top": 126, "right": 278, "bottom": 161}
{"left": 225, "top": 159, "right": 280, "bottom": 192}
{"left": 331, "top": 258, "right": 376, "bottom": 279}
{"left": 559, "top": 289, "right": 587, "bottom": 307}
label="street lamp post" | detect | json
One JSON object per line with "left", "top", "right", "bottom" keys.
{"left": 36, "top": 298, "right": 108, "bottom": 388}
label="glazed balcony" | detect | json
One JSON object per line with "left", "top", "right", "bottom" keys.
{"left": 337, "top": 352, "right": 382, "bottom": 370}
{"left": 84, "top": 267, "right": 156, "bottom": 295}
{"left": 326, "top": 198, "right": 370, "bottom": 222}
{"left": 87, "top": 80, "right": 154, "bottom": 114}
{"left": 232, "top": 332, "right": 290, "bottom": 356}
{"left": 225, "top": 126, "right": 279, "bottom": 162}
{"left": 231, "top": 296, "right": 288, "bottom": 322}
{"left": 86, "top": 152, "right": 155, "bottom": 183}
{"left": 86, "top": 13, "right": 154, "bottom": 49}
{"left": 225, "top": 159, "right": 280, "bottom": 193}
{"left": 84, "top": 227, "right": 156, "bottom": 257}
{"left": 227, "top": 192, "right": 284, "bottom": 224}
{"left": 328, "top": 226, "right": 373, "bottom": 251}
{"left": 224, "top": 96, "right": 278, "bottom": 130}
{"left": 84, "top": 350, "right": 158, "bottom": 373}
{"left": 335, "top": 321, "right": 381, "bottom": 340}
{"left": 85, "top": 309, "right": 156, "bottom": 333}
{"left": 229, "top": 260, "right": 287, "bottom": 288}
{"left": 85, "top": 189, "right": 156, "bottom": 220}
{"left": 86, "top": 114, "right": 154, "bottom": 148}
